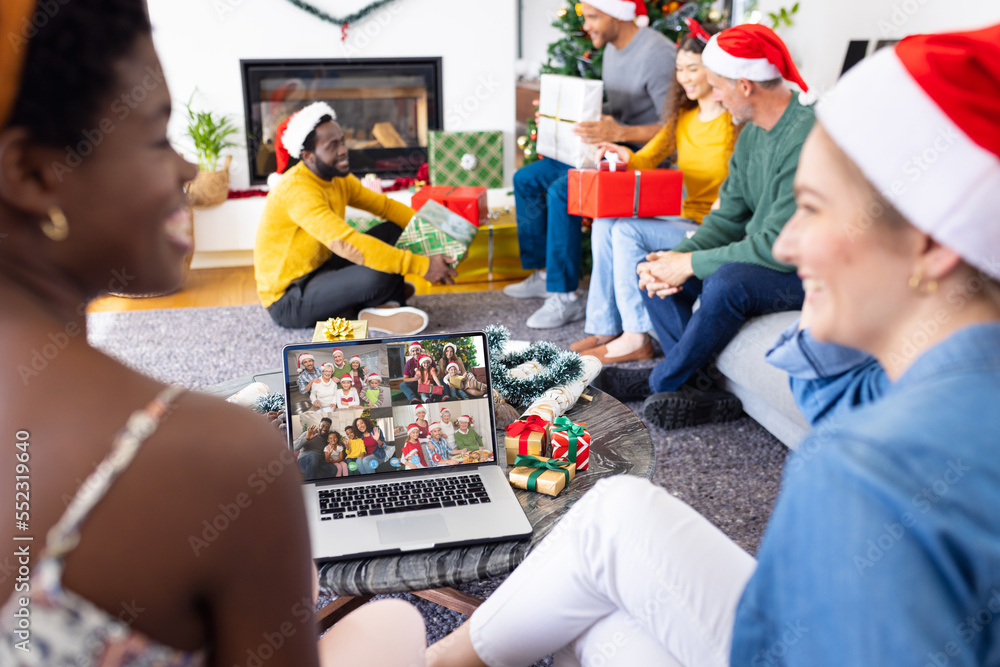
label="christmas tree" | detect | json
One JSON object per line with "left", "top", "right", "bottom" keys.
{"left": 518, "top": 0, "right": 723, "bottom": 164}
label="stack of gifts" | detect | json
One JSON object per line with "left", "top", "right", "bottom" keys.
{"left": 508, "top": 455, "right": 576, "bottom": 497}
{"left": 536, "top": 73, "right": 603, "bottom": 169}
{"left": 567, "top": 162, "right": 684, "bottom": 218}
{"left": 428, "top": 131, "right": 504, "bottom": 189}
{"left": 549, "top": 416, "right": 591, "bottom": 471}
{"left": 395, "top": 199, "right": 478, "bottom": 268}
{"left": 410, "top": 185, "right": 487, "bottom": 226}
{"left": 504, "top": 414, "right": 550, "bottom": 464}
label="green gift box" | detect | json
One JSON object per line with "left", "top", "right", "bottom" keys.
{"left": 428, "top": 131, "right": 503, "bottom": 189}
{"left": 345, "top": 218, "right": 383, "bottom": 233}
{"left": 395, "top": 200, "right": 478, "bottom": 268}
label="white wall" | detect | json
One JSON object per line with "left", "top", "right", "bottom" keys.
{"left": 757, "top": 0, "right": 1000, "bottom": 97}
{"left": 519, "top": 0, "right": 567, "bottom": 78}
{"left": 148, "top": 0, "right": 517, "bottom": 189}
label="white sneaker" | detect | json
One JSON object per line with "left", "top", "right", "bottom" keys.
{"left": 358, "top": 306, "right": 429, "bottom": 335}
{"left": 503, "top": 270, "right": 551, "bottom": 299}
{"left": 526, "top": 292, "right": 585, "bottom": 329}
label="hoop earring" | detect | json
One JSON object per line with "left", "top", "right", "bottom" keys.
{"left": 41, "top": 207, "right": 69, "bottom": 241}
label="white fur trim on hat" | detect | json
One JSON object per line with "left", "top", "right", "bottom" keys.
{"left": 350, "top": 355, "right": 361, "bottom": 364}
{"left": 429, "top": 421, "right": 442, "bottom": 431}
{"left": 407, "top": 423, "right": 421, "bottom": 434}
{"left": 818, "top": 48, "right": 1000, "bottom": 281}
{"left": 583, "top": 0, "right": 636, "bottom": 21}
{"left": 367, "top": 372, "right": 381, "bottom": 382}
{"left": 283, "top": 102, "right": 337, "bottom": 159}
{"left": 446, "top": 362, "right": 460, "bottom": 372}
{"left": 320, "top": 362, "right": 334, "bottom": 371}
{"left": 339, "top": 375, "right": 354, "bottom": 383}
{"left": 414, "top": 404, "right": 426, "bottom": 413}
{"left": 458, "top": 414, "right": 471, "bottom": 422}
{"left": 702, "top": 34, "right": 782, "bottom": 82}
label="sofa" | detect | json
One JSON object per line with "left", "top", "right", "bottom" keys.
{"left": 714, "top": 311, "right": 810, "bottom": 449}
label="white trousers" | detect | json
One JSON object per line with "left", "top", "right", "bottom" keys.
{"left": 469, "top": 476, "right": 756, "bottom": 667}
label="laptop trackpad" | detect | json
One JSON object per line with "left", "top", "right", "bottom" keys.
{"left": 377, "top": 514, "right": 450, "bottom": 545}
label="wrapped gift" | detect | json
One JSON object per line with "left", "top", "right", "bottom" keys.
{"left": 549, "top": 416, "right": 591, "bottom": 471}
{"left": 396, "top": 200, "right": 478, "bottom": 268}
{"left": 428, "top": 131, "right": 503, "bottom": 189}
{"left": 567, "top": 168, "right": 684, "bottom": 218}
{"left": 345, "top": 217, "right": 383, "bottom": 233}
{"left": 504, "top": 415, "right": 550, "bottom": 464}
{"left": 509, "top": 455, "right": 576, "bottom": 497}
{"left": 536, "top": 74, "right": 603, "bottom": 168}
{"left": 311, "top": 318, "right": 368, "bottom": 342}
{"left": 416, "top": 383, "right": 444, "bottom": 396}
{"left": 410, "top": 185, "right": 487, "bottom": 227}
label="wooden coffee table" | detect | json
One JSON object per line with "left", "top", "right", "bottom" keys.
{"left": 209, "top": 374, "right": 655, "bottom": 629}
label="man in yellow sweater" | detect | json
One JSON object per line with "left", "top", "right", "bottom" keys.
{"left": 255, "top": 102, "right": 456, "bottom": 331}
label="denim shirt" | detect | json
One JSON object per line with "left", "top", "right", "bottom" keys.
{"left": 765, "top": 319, "right": 889, "bottom": 425}
{"left": 732, "top": 323, "right": 1000, "bottom": 666}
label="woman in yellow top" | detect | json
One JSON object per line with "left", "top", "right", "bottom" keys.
{"left": 573, "top": 24, "right": 740, "bottom": 363}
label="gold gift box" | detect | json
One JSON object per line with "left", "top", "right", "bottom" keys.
{"left": 504, "top": 429, "right": 547, "bottom": 465}
{"left": 509, "top": 456, "right": 576, "bottom": 497}
{"left": 311, "top": 319, "right": 369, "bottom": 343}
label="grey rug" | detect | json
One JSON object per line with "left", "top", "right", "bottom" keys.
{"left": 87, "top": 291, "right": 790, "bottom": 659}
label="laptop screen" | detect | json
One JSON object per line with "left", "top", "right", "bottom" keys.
{"left": 282, "top": 332, "right": 496, "bottom": 482}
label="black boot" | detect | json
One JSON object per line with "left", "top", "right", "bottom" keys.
{"left": 641, "top": 386, "right": 743, "bottom": 430}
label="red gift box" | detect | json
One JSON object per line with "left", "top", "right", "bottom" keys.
{"left": 417, "top": 383, "right": 432, "bottom": 393}
{"left": 411, "top": 186, "right": 487, "bottom": 227}
{"left": 567, "top": 169, "right": 683, "bottom": 219}
{"left": 549, "top": 417, "right": 591, "bottom": 471}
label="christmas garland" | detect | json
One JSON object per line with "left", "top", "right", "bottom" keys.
{"left": 485, "top": 325, "right": 583, "bottom": 408}
{"left": 284, "top": 0, "right": 401, "bottom": 30}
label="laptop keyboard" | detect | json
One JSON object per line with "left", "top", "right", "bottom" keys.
{"left": 318, "top": 474, "right": 491, "bottom": 520}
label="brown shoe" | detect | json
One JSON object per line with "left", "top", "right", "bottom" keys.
{"left": 584, "top": 341, "right": 655, "bottom": 364}
{"left": 570, "top": 335, "right": 603, "bottom": 352}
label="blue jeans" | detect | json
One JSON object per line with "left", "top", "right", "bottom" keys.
{"left": 512, "top": 158, "right": 582, "bottom": 293}
{"left": 643, "top": 262, "right": 805, "bottom": 393}
{"left": 585, "top": 216, "right": 699, "bottom": 336}
{"left": 297, "top": 451, "right": 338, "bottom": 481}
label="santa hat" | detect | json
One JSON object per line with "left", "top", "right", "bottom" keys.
{"left": 584, "top": 0, "right": 648, "bottom": 26}
{"left": 350, "top": 355, "right": 361, "bottom": 365}
{"left": 414, "top": 403, "right": 427, "bottom": 413}
{"left": 446, "top": 362, "right": 460, "bottom": 372}
{"left": 367, "top": 372, "right": 381, "bottom": 383}
{"left": 339, "top": 375, "right": 354, "bottom": 384}
{"left": 296, "top": 353, "right": 314, "bottom": 370}
{"left": 702, "top": 24, "right": 808, "bottom": 92}
{"left": 331, "top": 348, "right": 344, "bottom": 357}
{"left": 458, "top": 414, "right": 471, "bottom": 423}
{"left": 407, "top": 423, "right": 421, "bottom": 435}
{"left": 409, "top": 342, "right": 423, "bottom": 352}
{"left": 418, "top": 354, "right": 433, "bottom": 365}
{"left": 443, "top": 342, "right": 457, "bottom": 353}
{"left": 817, "top": 24, "right": 1000, "bottom": 281}
{"left": 429, "top": 421, "right": 442, "bottom": 431}
{"left": 320, "top": 362, "right": 334, "bottom": 371}
{"left": 268, "top": 101, "right": 337, "bottom": 188}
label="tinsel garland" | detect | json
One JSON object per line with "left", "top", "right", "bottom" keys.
{"left": 284, "top": 0, "right": 401, "bottom": 30}
{"left": 484, "top": 324, "right": 583, "bottom": 408}
{"left": 253, "top": 392, "right": 285, "bottom": 414}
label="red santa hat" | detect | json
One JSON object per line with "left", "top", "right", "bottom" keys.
{"left": 350, "top": 355, "right": 361, "bottom": 365}
{"left": 367, "top": 372, "right": 381, "bottom": 383}
{"left": 296, "top": 352, "right": 314, "bottom": 370}
{"left": 409, "top": 341, "right": 423, "bottom": 352}
{"left": 583, "top": 0, "right": 648, "bottom": 26}
{"left": 414, "top": 403, "right": 427, "bottom": 414}
{"left": 458, "top": 414, "right": 472, "bottom": 423}
{"left": 320, "top": 362, "right": 334, "bottom": 372}
{"left": 418, "top": 354, "right": 433, "bottom": 366}
{"left": 818, "top": 23, "right": 1000, "bottom": 281}
{"left": 339, "top": 375, "right": 354, "bottom": 385}
{"left": 702, "top": 24, "right": 808, "bottom": 92}
{"left": 268, "top": 101, "right": 337, "bottom": 188}
{"left": 331, "top": 348, "right": 344, "bottom": 358}
{"left": 429, "top": 421, "right": 442, "bottom": 431}
{"left": 407, "top": 423, "right": 421, "bottom": 435}
{"left": 446, "top": 362, "right": 460, "bottom": 373}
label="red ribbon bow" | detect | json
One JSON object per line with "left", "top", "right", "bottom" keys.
{"left": 506, "top": 415, "right": 549, "bottom": 455}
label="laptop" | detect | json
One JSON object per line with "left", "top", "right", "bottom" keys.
{"left": 282, "top": 331, "right": 532, "bottom": 562}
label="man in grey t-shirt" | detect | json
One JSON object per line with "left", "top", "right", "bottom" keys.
{"left": 507, "top": 0, "right": 676, "bottom": 329}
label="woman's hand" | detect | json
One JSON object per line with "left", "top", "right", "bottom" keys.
{"left": 595, "top": 142, "right": 633, "bottom": 165}
{"left": 312, "top": 400, "right": 321, "bottom": 408}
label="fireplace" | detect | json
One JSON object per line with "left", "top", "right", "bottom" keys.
{"left": 240, "top": 57, "right": 443, "bottom": 186}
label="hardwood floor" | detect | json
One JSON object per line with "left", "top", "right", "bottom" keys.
{"left": 87, "top": 266, "right": 521, "bottom": 313}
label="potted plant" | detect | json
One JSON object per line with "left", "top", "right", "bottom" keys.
{"left": 183, "top": 90, "right": 240, "bottom": 208}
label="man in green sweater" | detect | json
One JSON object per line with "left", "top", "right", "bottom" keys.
{"left": 632, "top": 24, "right": 814, "bottom": 429}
